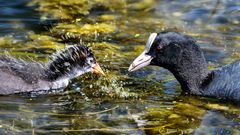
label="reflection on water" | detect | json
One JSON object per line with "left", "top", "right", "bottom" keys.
{"left": 195, "top": 111, "right": 240, "bottom": 135}
{"left": 1, "top": 95, "right": 240, "bottom": 134}
{"left": 0, "top": 0, "right": 41, "bottom": 36}
{"left": 0, "top": 0, "right": 239, "bottom": 134}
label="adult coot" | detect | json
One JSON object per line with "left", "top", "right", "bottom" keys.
{"left": 0, "top": 45, "right": 104, "bottom": 94}
{"left": 129, "top": 32, "right": 240, "bottom": 101}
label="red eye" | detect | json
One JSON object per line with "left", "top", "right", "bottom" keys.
{"left": 156, "top": 44, "right": 163, "bottom": 51}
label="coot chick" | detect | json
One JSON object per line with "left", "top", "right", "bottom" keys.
{"left": 129, "top": 32, "right": 240, "bottom": 101}
{"left": 0, "top": 45, "right": 104, "bottom": 94}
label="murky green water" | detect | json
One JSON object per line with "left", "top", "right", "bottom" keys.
{"left": 0, "top": 0, "right": 240, "bottom": 134}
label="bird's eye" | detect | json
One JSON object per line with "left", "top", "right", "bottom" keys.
{"left": 156, "top": 44, "right": 163, "bottom": 51}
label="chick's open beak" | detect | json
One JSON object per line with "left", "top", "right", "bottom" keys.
{"left": 92, "top": 63, "right": 105, "bottom": 75}
{"left": 128, "top": 52, "right": 153, "bottom": 72}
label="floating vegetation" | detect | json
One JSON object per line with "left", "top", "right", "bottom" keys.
{"left": 143, "top": 96, "right": 240, "bottom": 134}
{"left": 28, "top": 0, "right": 127, "bottom": 20}
{"left": 29, "top": 0, "right": 156, "bottom": 20}
{"left": 127, "top": 0, "right": 156, "bottom": 11}
{"left": 0, "top": 36, "right": 17, "bottom": 47}
{"left": 51, "top": 22, "right": 117, "bottom": 42}
{"left": 0, "top": 0, "right": 240, "bottom": 134}
{"left": 0, "top": 32, "right": 64, "bottom": 60}
{"left": 78, "top": 73, "right": 138, "bottom": 98}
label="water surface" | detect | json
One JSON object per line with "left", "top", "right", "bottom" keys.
{"left": 0, "top": 0, "right": 239, "bottom": 134}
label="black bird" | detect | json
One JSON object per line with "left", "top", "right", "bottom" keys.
{"left": 0, "top": 45, "right": 104, "bottom": 94}
{"left": 129, "top": 32, "right": 240, "bottom": 101}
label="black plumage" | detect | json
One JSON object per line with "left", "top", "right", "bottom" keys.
{"left": 129, "top": 32, "right": 240, "bottom": 101}
{"left": 46, "top": 45, "right": 96, "bottom": 80}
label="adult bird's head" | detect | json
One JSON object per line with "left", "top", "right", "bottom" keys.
{"left": 128, "top": 32, "right": 198, "bottom": 71}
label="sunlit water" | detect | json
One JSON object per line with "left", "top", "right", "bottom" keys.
{"left": 0, "top": 0, "right": 239, "bottom": 134}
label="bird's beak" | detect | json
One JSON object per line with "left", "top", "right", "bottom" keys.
{"left": 92, "top": 63, "right": 105, "bottom": 75}
{"left": 128, "top": 33, "right": 157, "bottom": 72}
{"left": 128, "top": 52, "right": 153, "bottom": 72}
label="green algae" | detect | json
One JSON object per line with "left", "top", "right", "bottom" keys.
{"left": 29, "top": 0, "right": 156, "bottom": 20}
{"left": 98, "top": 14, "right": 118, "bottom": 22}
{"left": 29, "top": 0, "right": 92, "bottom": 20}
{"left": 144, "top": 96, "right": 240, "bottom": 134}
{"left": 90, "top": 42, "right": 121, "bottom": 63}
{"left": 78, "top": 73, "right": 138, "bottom": 98}
{"left": 0, "top": 36, "right": 16, "bottom": 47}
{"left": 0, "top": 0, "right": 238, "bottom": 100}
{"left": 29, "top": 0, "right": 127, "bottom": 20}
{"left": 0, "top": 0, "right": 239, "bottom": 134}
{"left": 0, "top": 33, "right": 65, "bottom": 60}
{"left": 51, "top": 22, "right": 117, "bottom": 42}
{"left": 127, "top": 0, "right": 156, "bottom": 11}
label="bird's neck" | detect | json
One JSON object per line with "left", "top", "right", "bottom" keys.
{"left": 43, "top": 63, "right": 87, "bottom": 82}
{"left": 165, "top": 50, "right": 210, "bottom": 95}
{"left": 43, "top": 64, "right": 70, "bottom": 82}
{"left": 43, "top": 69, "right": 67, "bottom": 81}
